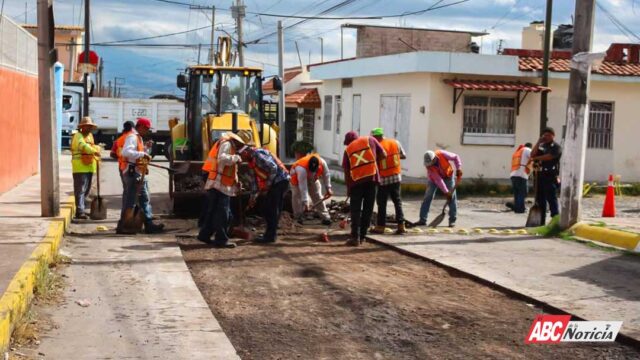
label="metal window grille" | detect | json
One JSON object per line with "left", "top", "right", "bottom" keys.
{"left": 588, "top": 102, "right": 614, "bottom": 149}
{"left": 1, "top": 15, "right": 37, "bottom": 75}
{"left": 323, "top": 95, "right": 332, "bottom": 131}
{"left": 463, "top": 96, "right": 515, "bottom": 135}
{"left": 302, "top": 109, "right": 315, "bottom": 144}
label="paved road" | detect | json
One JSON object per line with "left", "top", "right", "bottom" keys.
{"left": 37, "top": 159, "right": 239, "bottom": 359}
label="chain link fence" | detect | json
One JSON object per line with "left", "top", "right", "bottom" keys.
{"left": 0, "top": 15, "right": 37, "bottom": 75}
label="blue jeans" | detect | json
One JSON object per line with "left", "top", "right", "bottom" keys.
{"left": 419, "top": 177, "right": 457, "bottom": 224}
{"left": 123, "top": 171, "right": 153, "bottom": 223}
{"left": 73, "top": 173, "right": 93, "bottom": 214}
{"left": 198, "top": 188, "right": 232, "bottom": 245}
{"left": 511, "top": 177, "right": 528, "bottom": 213}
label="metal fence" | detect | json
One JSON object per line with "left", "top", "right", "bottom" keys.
{"left": 0, "top": 15, "right": 37, "bottom": 75}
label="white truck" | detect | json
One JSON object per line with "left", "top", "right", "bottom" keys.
{"left": 61, "top": 86, "right": 184, "bottom": 156}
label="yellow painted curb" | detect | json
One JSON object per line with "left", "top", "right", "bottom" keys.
{"left": 0, "top": 196, "right": 75, "bottom": 353}
{"left": 571, "top": 222, "right": 640, "bottom": 251}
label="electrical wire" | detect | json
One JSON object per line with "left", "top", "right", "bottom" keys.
{"left": 596, "top": 0, "right": 640, "bottom": 43}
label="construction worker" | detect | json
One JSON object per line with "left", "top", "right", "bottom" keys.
{"left": 117, "top": 117, "right": 165, "bottom": 234}
{"left": 530, "top": 127, "right": 563, "bottom": 224}
{"left": 342, "top": 131, "right": 386, "bottom": 246}
{"left": 415, "top": 150, "right": 463, "bottom": 227}
{"left": 369, "top": 128, "right": 407, "bottom": 235}
{"left": 290, "top": 153, "right": 333, "bottom": 225}
{"left": 198, "top": 131, "right": 246, "bottom": 248}
{"left": 240, "top": 145, "right": 290, "bottom": 244}
{"left": 507, "top": 142, "right": 532, "bottom": 213}
{"left": 71, "top": 116, "right": 101, "bottom": 220}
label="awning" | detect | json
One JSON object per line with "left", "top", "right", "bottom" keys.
{"left": 285, "top": 88, "right": 321, "bottom": 109}
{"left": 443, "top": 79, "right": 551, "bottom": 115}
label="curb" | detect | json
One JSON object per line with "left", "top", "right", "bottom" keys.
{"left": 0, "top": 196, "right": 75, "bottom": 353}
{"left": 570, "top": 222, "right": 640, "bottom": 252}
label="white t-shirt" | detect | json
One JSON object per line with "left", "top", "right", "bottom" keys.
{"left": 510, "top": 147, "right": 531, "bottom": 179}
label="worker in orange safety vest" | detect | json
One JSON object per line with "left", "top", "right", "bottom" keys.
{"left": 507, "top": 142, "right": 532, "bottom": 213}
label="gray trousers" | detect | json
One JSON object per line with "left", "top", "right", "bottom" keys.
{"left": 291, "top": 180, "right": 330, "bottom": 220}
{"left": 73, "top": 172, "right": 93, "bottom": 214}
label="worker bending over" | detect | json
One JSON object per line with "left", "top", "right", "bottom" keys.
{"left": 241, "top": 145, "right": 290, "bottom": 244}
{"left": 370, "top": 128, "right": 407, "bottom": 235}
{"left": 290, "top": 153, "right": 333, "bottom": 225}
{"left": 71, "top": 117, "right": 101, "bottom": 220}
{"left": 199, "top": 132, "right": 246, "bottom": 248}
{"left": 116, "top": 118, "right": 164, "bottom": 234}
{"left": 342, "top": 131, "right": 386, "bottom": 246}
{"left": 530, "top": 127, "right": 562, "bottom": 225}
{"left": 415, "top": 149, "right": 463, "bottom": 227}
{"left": 508, "top": 142, "right": 532, "bottom": 213}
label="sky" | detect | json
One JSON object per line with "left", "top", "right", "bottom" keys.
{"left": 3, "top": 0, "right": 639, "bottom": 98}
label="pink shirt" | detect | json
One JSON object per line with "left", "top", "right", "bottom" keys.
{"left": 426, "top": 150, "right": 462, "bottom": 193}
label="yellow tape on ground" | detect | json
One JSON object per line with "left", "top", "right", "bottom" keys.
{"left": 0, "top": 197, "right": 75, "bottom": 353}
{"left": 572, "top": 223, "right": 640, "bottom": 251}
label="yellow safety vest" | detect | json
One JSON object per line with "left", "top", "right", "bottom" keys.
{"left": 71, "top": 132, "right": 97, "bottom": 173}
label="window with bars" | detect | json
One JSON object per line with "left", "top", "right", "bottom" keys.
{"left": 462, "top": 96, "right": 516, "bottom": 145}
{"left": 588, "top": 102, "right": 614, "bottom": 150}
{"left": 302, "top": 109, "right": 315, "bottom": 144}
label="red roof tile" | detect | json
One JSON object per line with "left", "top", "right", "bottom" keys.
{"left": 262, "top": 70, "right": 302, "bottom": 92}
{"left": 285, "top": 88, "right": 321, "bottom": 108}
{"left": 444, "top": 79, "right": 551, "bottom": 92}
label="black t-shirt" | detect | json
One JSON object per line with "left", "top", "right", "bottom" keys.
{"left": 537, "top": 141, "right": 562, "bottom": 175}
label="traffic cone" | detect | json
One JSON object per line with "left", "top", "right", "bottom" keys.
{"left": 602, "top": 174, "right": 616, "bottom": 217}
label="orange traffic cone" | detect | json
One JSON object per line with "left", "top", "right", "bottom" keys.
{"left": 602, "top": 174, "right": 616, "bottom": 217}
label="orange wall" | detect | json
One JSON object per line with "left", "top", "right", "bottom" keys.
{"left": 0, "top": 68, "right": 39, "bottom": 194}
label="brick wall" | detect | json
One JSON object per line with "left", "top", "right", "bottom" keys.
{"left": 356, "top": 27, "right": 472, "bottom": 58}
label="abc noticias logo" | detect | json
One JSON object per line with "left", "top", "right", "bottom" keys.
{"left": 525, "top": 315, "right": 623, "bottom": 344}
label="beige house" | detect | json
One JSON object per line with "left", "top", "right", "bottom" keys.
{"left": 309, "top": 24, "right": 640, "bottom": 182}
{"left": 22, "top": 24, "right": 84, "bottom": 82}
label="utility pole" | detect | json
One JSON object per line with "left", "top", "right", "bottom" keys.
{"left": 107, "top": 80, "right": 112, "bottom": 97}
{"left": 294, "top": 40, "right": 303, "bottom": 68}
{"left": 559, "top": 0, "right": 596, "bottom": 229}
{"left": 98, "top": 57, "right": 103, "bottom": 96}
{"left": 25, "top": 2, "right": 28, "bottom": 23}
{"left": 277, "top": 21, "right": 286, "bottom": 160}
{"left": 340, "top": 26, "right": 344, "bottom": 59}
{"left": 209, "top": 6, "right": 215, "bottom": 64}
{"left": 197, "top": 43, "right": 202, "bottom": 64}
{"left": 319, "top": 37, "right": 324, "bottom": 63}
{"left": 37, "top": 0, "right": 60, "bottom": 217}
{"left": 232, "top": 0, "right": 245, "bottom": 66}
{"left": 82, "top": 0, "right": 90, "bottom": 116}
{"left": 540, "top": 0, "right": 553, "bottom": 134}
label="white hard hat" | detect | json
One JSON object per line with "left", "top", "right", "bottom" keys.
{"left": 423, "top": 150, "right": 436, "bottom": 166}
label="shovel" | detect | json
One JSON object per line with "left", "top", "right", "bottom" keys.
{"left": 120, "top": 167, "right": 146, "bottom": 234}
{"left": 128, "top": 161, "right": 190, "bottom": 174}
{"left": 90, "top": 159, "right": 107, "bottom": 220}
{"left": 428, "top": 179, "right": 460, "bottom": 228}
{"left": 526, "top": 169, "right": 543, "bottom": 227}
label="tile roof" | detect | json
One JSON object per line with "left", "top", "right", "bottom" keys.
{"left": 285, "top": 88, "right": 321, "bottom": 108}
{"left": 22, "top": 24, "right": 84, "bottom": 31}
{"left": 263, "top": 70, "right": 302, "bottom": 92}
{"left": 444, "top": 79, "right": 551, "bottom": 92}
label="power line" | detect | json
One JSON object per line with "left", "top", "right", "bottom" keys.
{"left": 596, "top": 0, "right": 640, "bottom": 43}
{"left": 94, "top": 24, "right": 234, "bottom": 44}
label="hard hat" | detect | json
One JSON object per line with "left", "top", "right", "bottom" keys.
{"left": 371, "top": 128, "right": 384, "bottom": 137}
{"left": 423, "top": 150, "right": 436, "bottom": 166}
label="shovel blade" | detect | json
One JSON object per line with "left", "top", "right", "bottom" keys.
{"left": 428, "top": 211, "right": 446, "bottom": 228}
{"left": 525, "top": 204, "right": 543, "bottom": 228}
{"left": 121, "top": 207, "right": 144, "bottom": 233}
{"left": 90, "top": 197, "right": 107, "bottom": 220}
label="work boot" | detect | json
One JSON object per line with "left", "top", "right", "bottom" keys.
{"left": 360, "top": 237, "right": 367, "bottom": 245}
{"left": 448, "top": 221, "right": 456, "bottom": 228}
{"left": 255, "top": 235, "right": 276, "bottom": 244}
{"left": 321, "top": 218, "right": 332, "bottom": 226}
{"left": 144, "top": 222, "right": 165, "bottom": 234}
{"left": 396, "top": 222, "right": 407, "bottom": 235}
{"left": 345, "top": 236, "right": 360, "bottom": 247}
{"left": 370, "top": 225, "right": 386, "bottom": 234}
{"left": 75, "top": 212, "right": 88, "bottom": 220}
{"left": 412, "top": 219, "right": 426, "bottom": 227}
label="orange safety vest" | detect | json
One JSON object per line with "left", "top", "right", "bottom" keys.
{"left": 511, "top": 145, "right": 531, "bottom": 175}
{"left": 433, "top": 150, "right": 454, "bottom": 178}
{"left": 115, "top": 130, "right": 135, "bottom": 171}
{"left": 202, "top": 137, "right": 237, "bottom": 186}
{"left": 290, "top": 153, "right": 324, "bottom": 186}
{"left": 250, "top": 150, "right": 288, "bottom": 191}
{"left": 378, "top": 138, "right": 402, "bottom": 178}
{"left": 346, "top": 136, "right": 377, "bottom": 182}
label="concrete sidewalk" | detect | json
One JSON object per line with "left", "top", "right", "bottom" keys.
{"left": 0, "top": 155, "right": 74, "bottom": 296}
{"left": 367, "top": 198, "right": 640, "bottom": 341}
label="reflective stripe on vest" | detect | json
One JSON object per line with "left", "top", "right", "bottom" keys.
{"left": 202, "top": 138, "right": 237, "bottom": 186}
{"left": 511, "top": 145, "right": 530, "bottom": 175}
{"left": 435, "top": 150, "right": 454, "bottom": 178}
{"left": 346, "top": 136, "right": 377, "bottom": 182}
{"left": 378, "top": 138, "right": 401, "bottom": 178}
{"left": 71, "top": 132, "right": 96, "bottom": 165}
{"left": 290, "top": 153, "right": 324, "bottom": 186}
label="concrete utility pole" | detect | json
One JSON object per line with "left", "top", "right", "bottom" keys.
{"left": 107, "top": 80, "right": 112, "bottom": 97}
{"left": 277, "top": 20, "right": 286, "bottom": 160}
{"left": 559, "top": 0, "right": 596, "bottom": 229}
{"left": 540, "top": 0, "right": 553, "bottom": 134}
{"left": 82, "top": 0, "right": 90, "bottom": 116}
{"left": 319, "top": 37, "right": 324, "bottom": 63}
{"left": 340, "top": 26, "right": 344, "bottom": 59}
{"left": 209, "top": 6, "right": 215, "bottom": 65}
{"left": 37, "top": 0, "right": 60, "bottom": 217}
{"left": 232, "top": 0, "right": 245, "bottom": 66}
